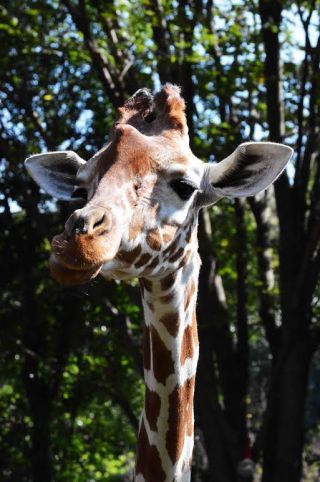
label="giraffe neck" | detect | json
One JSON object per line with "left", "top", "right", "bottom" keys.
{"left": 135, "top": 250, "right": 200, "bottom": 482}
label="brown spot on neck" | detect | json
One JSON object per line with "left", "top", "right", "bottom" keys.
{"left": 136, "top": 420, "right": 166, "bottom": 481}
{"left": 146, "top": 255, "right": 160, "bottom": 270}
{"left": 160, "top": 273, "right": 176, "bottom": 291}
{"left": 159, "top": 312, "right": 180, "bottom": 337}
{"left": 169, "top": 247, "right": 184, "bottom": 263}
{"left": 146, "top": 228, "right": 162, "bottom": 251}
{"left": 164, "top": 236, "right": 180, "bottom": 256}
{"left": 178, "top": 249, "right": 192, "bottom": 269}
{"left": 159, "top": 292, "right": 174, "bottom": 304}
{"left": 180, "top": 312, "right": 198, "bottom": 366}
{"left": 144, "top": 387, "right": 161, "bottom": 431}
{"left": 166, "top": 376, "right": 196, "bottom": 464}
{"left": 180, "top": 326, "right": 194, "bottom": 366}
{"left": 140, "top": 278, "right": 153, "bottom": 294}
{"left": 135, "top": 252, "right": 152, "bottom": 268}
{"left": 143, "top": 325, "right": 151, "bottom": 371}
{"left": 117, "top": 244, "right": 142, "bottom": 263}
{"left": 184, "top": 279, "right": 196, "bottom": 311}
{"left": 151, "top": 326, "right": 174, "bottom": 384}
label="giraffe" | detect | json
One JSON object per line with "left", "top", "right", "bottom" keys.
{"left": 25, "top": 84, "right": 292, "bottom": 482}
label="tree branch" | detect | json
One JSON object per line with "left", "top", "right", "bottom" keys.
{"left": 147, "top": 0, "right": 175, "bottom": 83}
{"left": 61, "top": 0, "right": 125, "bottom": 106}
{"left": 294, "top": 1, "right": 316, "bottom": 183}
{"left": 90, "top": 0, "right": 140, "bottom": 94}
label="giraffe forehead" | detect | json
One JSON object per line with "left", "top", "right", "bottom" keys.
{"left": 77, "top": 129, "right": 205, "bottom": 186}
{"left": 78, "top": 139, "right": 158, "bottom": 186}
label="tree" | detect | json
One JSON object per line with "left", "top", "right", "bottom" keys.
{"left": 0, "top": 1, "right": 319, "bottom": 481}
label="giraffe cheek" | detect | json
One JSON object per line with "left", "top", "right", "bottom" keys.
{"left": 128, "top": 212, "right": 145, "bottom": 241}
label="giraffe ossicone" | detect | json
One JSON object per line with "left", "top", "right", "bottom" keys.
{"left": 25, "top": 84, "right": 292, "bottom": 481}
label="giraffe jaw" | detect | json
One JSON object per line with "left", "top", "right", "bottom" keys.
{"left": 48, "top": 230, "right": 121, "bottom": 285}
{"left": 49, "top": 253, "right": 103, "bottom": 285}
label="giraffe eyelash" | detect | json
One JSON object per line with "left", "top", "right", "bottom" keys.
{"left": 169, "top": 179, "right": 198, "bottom": 201}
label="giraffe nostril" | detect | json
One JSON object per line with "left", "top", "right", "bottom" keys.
{"left": 93, "top": 213, "right": 106, "bottom": 230}
{"left": 91, "top": 210, "right": 112, "bottom": 236}
{"left": 75, "top": 219, "right": 86, "bottom": 234}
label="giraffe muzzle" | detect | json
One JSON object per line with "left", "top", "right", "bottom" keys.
{"left": 48, "top": 206, "right": 122, "bottom": 284}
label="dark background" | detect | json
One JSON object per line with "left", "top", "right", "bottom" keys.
{"left": 0, "top": 0, "right": 320, "bottom": 481}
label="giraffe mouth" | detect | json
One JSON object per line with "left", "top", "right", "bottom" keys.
{"left": 48, "top": 231, "right": 111, "bottom": 285}
{"left": 49, "top": 253, "right": 103, "bottom": 285}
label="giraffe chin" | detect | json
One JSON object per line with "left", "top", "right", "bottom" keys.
{"left": 49, "top": 231, "right": 120, "bottom": 285}
{"left": 49, "top": 254, "right": 102, "bottom": 286}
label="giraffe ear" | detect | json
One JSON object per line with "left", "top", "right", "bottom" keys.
{"left": 202, "top": 142, "right": 292, "bottom": 203}
{"left": 25, "top": 151, "right": 86, "bottom": 201}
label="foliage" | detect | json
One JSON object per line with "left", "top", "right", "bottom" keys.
{"left": 0, "top": 0, "right": 320, "bottom": 481}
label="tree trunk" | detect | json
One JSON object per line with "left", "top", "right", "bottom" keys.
{"left": 196, "top": 210, "right": 242, "bottom": 481}
{"left": 257, "top": 4, "right": 313, "bottom": 480}
{"left": 20, "top": 225, "right": 53, "bottom": 482}
{"left": 196, "top": 346, "right": 237, "bottom": 482}
{"left": 262, "top": 337, "right": 311, "bottom": 482}
{"left": 30, "top": 400, "right": 52, "bottom": 482}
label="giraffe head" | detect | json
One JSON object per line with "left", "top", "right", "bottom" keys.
{"left": 25, "top": 84, "right": 292, "bottom": 285}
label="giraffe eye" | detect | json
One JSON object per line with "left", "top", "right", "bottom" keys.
{"left": 71, "top": 187, "right": 87, "bottom": 200}
{"left": 170, "top": 179, "right": 197, "bottom": 200}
